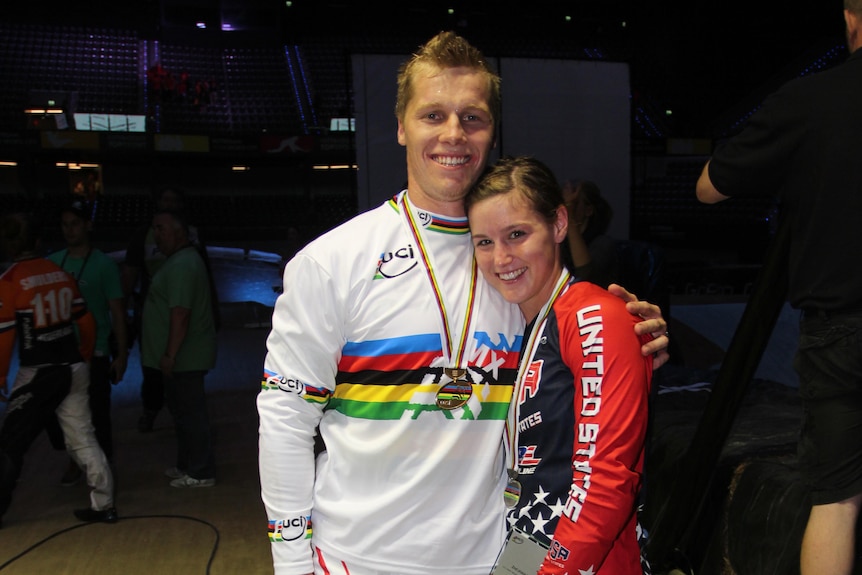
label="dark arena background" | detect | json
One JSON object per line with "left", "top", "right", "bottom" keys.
{"left": 0, "top": 1, "right": 854, "bottom": 574}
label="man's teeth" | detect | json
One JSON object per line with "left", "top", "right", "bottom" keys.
{"left": 435, "top": 156, "right": 469, "bottom": 166}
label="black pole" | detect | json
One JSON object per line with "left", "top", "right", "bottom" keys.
{"left": 646, "top": 213, "right": 791, "bottom": 573}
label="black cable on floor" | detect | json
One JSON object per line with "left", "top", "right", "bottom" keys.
{"left": 0, "top": 514, "right": 221, "bottom": 573}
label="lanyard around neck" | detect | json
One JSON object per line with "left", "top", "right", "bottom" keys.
{"left": 400, "top": 193, "right": 478, "bottom": 369}
{"left": 59, "top": 248, "right": 93, "bottom": 284}
{"left": 504, "top": 268, "right": 571, "bottom": 471}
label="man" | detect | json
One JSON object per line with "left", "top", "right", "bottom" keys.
{"left": 0, "top": 212, "right": 116, "bottom": 527}
{"left": 47, "top": 199, "right": 128, "bottom": 484}
{"left": 141, "top": 209, "right": 217, "bottom": 488}
{"left": 258, "top": 31, "right": 668, "bottom": 575}
{"left": 122, "top": 186, "right": 218, "bottom": 433}
{"left": 696, "top": 3, "right": 862, "bottom": 573}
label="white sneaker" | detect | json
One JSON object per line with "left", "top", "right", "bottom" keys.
{"left": 170, "top": 475, "right": 216, "bottom": 488}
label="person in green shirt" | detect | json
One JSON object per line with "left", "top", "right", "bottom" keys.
{"left": 48, "top": 199, "right": 128, "bottom": 485}
{"left": 141, "top": 209, "right": 217, "bottom": 487}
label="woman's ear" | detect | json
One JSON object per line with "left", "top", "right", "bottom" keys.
{"left": 554, "top": 205, "right": 568, "bottom": 243}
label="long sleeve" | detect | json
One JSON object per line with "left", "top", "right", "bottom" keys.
{"left": 542, "top": 286, "right": 653, "bottom": 574}
{"left": 258, "top": 252, "right": 342, "bottom": 575}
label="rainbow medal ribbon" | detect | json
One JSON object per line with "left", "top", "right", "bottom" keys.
{"left": 401, "top": 193, "right": 478, "bottom": 411}
{"left": 504, "top": 268, "right": 572, "bottom": 508}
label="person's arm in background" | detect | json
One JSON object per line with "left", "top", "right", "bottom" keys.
{"left": 108, "top": 296, "right": 129, "bottom": 383}
{"left": 160, "top": 306, "right": 190, "bottom": 378}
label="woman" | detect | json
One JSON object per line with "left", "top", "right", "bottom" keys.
{"left": 467, "top": 156, "right": 653, "bottom": 575}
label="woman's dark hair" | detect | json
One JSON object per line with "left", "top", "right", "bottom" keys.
{"left": 466, "top": 155, "right": 563, "bottom": 224}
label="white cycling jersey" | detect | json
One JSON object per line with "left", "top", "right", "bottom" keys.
{"left": 258, "top": 190, "right": 525, "bottom": 575}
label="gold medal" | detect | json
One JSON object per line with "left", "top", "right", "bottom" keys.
{"left": 436, "top": 368, "right": 472, "bottom": 410}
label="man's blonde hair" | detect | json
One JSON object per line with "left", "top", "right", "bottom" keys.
{"left": 394, "top": 31, "right": 501, "bottom": 126}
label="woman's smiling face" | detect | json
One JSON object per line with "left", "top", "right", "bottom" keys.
{"left": 469, "top": 189, "right": 567, "bottom": 321}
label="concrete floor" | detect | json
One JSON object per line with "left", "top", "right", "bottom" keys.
{"left": 0, "top": 321, "right": 273, "bottom": 574}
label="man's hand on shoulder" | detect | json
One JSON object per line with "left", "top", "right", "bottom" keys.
{"left": 608, "top": 283, "right": 670, "bottom": 370}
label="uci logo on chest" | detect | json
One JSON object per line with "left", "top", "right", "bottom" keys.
{"left": 374, "top": 244, "right": 418, "bottom": 279}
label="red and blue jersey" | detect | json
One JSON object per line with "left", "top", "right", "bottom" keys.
{"left": 510, "top": 280, "right": 653, "bottom": 575}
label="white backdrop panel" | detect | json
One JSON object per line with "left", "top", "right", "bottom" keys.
{"left": 497, "top": 58, "right": 630, "bottom": 239}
